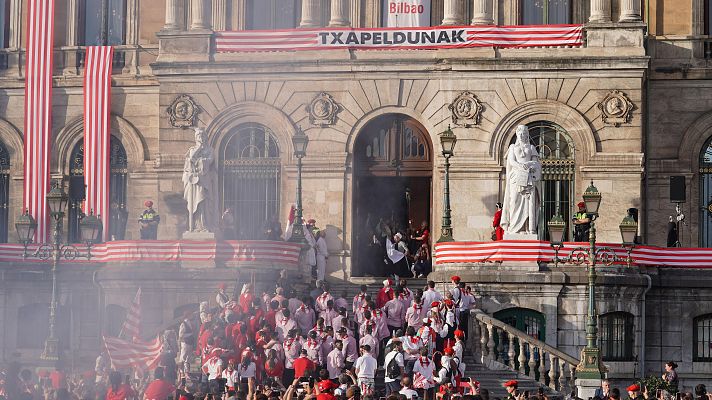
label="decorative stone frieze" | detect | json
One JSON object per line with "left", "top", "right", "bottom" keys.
{"left": 307, "top": 92, "right": 340, "bottom": 126}
{"left": 598, "top": 90, "right": 634, "bottom": 127}
{"left": 448, "top": 91, "right": 483, "bottom": 127}
{"left": 167, "top": 95, "right": 201, "bottom": 128}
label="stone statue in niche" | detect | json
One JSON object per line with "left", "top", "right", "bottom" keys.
{"left": 182, "top": 127, "right": 218, "bottom": 235}
{"left": 501, "top": 125, "right": 542, "bottom": 238}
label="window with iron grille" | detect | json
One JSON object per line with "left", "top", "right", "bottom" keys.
{"left": 600, "top": 312, "right": 634, "bottom": 361}
{"left": 221, "top": 124, "right": 281, "bottom": 240}
{"left": 68, "top": 136, "right": 128, "bottom": 242}
{"left": 700, "top": 136, "right": 712, "bottom": 247}
{"left": 694, "top": 314, "right": 712, "bottom": 361}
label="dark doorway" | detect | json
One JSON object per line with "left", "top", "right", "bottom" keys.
{"left": 352, "top": 114, "right": 433, "bottom": 276}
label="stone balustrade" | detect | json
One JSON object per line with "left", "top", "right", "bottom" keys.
{"left": 471, "top": 310, "right": 580, "bottom": 394}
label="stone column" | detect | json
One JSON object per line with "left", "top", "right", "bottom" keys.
{"left": 471, "top": 0, "right": 494, "bottom": 25}
{"left": 66, "top": 0, "right": 80, "bottom": 44}
{"left": 212, "top": 0, "right": 227, "bottom": 30}
{"left": 329, "top": 0, "right": 350, "bottom": 26}
{"left": 442, "top": 0, "right": 465, "bottom": 25}
{"left": 300, "top": 0, "right": 320, "bottom": 28}
{"left": 619, "top": 0, "right": 642, "bottom": 22}
{"left": 190, "top": 0, "right": 209, "bottom": 30}
{"left": 588, "top": 0, "right": 611, "bottom": 23}
{"left": 164, "top": 0, "right": 180, "bottom": 30}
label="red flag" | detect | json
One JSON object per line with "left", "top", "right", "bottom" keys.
{"left": 119, "top": 288, "right": 141, "bottom": 341}
{"left": 23, "top": 0, "right": 56, "bottom": 242}
{"left": 106, "top": 288, "right": 162, "bottom": 371}
{"left": 83, "top": 46, "right": 114, "bottom": 240}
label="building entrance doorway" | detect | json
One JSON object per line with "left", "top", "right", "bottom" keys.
{"left": 352, "top": 114, "right": 433, "bottom": 277}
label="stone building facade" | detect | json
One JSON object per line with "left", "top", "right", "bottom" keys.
{"left": 0, "top": 0, "right": 710, "bottom": 392}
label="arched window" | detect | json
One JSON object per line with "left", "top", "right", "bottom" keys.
{"left": 221, "top": 124, "right": 281, "bottom": 240}
{"left": 68, "top": 136, "right": 129, "bottom": 242}
{"left": 600, "top": 312, "right": 634, "bottom": 361}
{"left": 510, "top": 121, "right": 575, "bottom": 240}
{"left": 700, "top": 136, "right": 712, "bottom": 247}
{"left": 0, "top": 139, "right": 9, "bottom": 243}
{"left": 17, "top": 303, "right": 70, "bottom": 349}
{"left": 247, "top": 0, "right": 301, "bottom": 29}
{"left": 694, "top": 313, "right": 712, "bottom": 361}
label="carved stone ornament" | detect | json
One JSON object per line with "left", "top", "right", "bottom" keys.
{"left": 598, "top": 90, "right": 635, "bottom": 127}
{"left": 167, "top": 94, "right": 200, "bottom": 128}
{"left": 307, "top": 92, "right": 340, "bottom": 126}
{"left": 449, "top": 91, "right": 483, "bottom": 127}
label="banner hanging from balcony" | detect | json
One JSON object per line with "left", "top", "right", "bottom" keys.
{"left": 215, "top": 25, "right": 584, "bottom": 53}
{"left": 385, "top": 0, "right": 431, "bottom": 27}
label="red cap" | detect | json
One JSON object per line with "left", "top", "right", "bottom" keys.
{"left": 218, "top": 283, "right": 227, "bottom": 290}
{"left": 431, "top": 301, "right": 440, "bottom": 308}
{"left": 454, "top": 329, "right": 465, "bottom": 338}
{"left": 444, "top": 347, "right": 454, "bottom": 355}
{"left": 444, "top": 299, "right": 454, "bottom": 307}
{"left": 627, "top": 384, "right": 640, "bottom": 392}
{"left": 577, "top": 201, "right": 586, "bottom": 208}
{"left": 503, "top": 380, "right": 518, "bottom": 388}
{"left": 318, "top": 380, "right": 337, "bottom": 392}
{"left": 451, "top": 276, "right": 461, "bottom": 282}
{"left": 144, "top": 200, "right": 153, "bottom": 208}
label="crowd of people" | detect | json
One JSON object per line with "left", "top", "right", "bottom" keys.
{"left": 0, "top": 277, "right": 703, "bottom": 400}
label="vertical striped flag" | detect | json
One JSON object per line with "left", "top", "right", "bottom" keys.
{"left": 23, "top": 0, "right": 56, "bottom": 242}
{"left": 119, "top": 287, "right": 141, "bottom": 341}
{"left": 83, "top": 46, "right": 114, "bottom": 240}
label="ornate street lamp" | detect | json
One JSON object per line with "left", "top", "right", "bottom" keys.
{"left": 437, "top": 125, "right": 457, "bottom": 243}
{"left": 547, "top": 213, "right": 566, "bottom": 267}
{"left": 18, "top": 180, "right": 101, "bottom": 361}
{"left": 619, "top": 214, "right": 638, "bottom": 268}
{"left": 290, "top": 126, "right": 309, "bottom": 244}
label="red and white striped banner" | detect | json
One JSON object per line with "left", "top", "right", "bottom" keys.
{"left": 215, "top": 25, "right": 584, "bottom": 53}
{"left": 83, "top": 46, "right": 114, "bottom": 240}
{"left": 0, "top": 240, "right": 303, "bottom": 266}
{"left": 434, "top": 241, "right": 712, "bottom": 268}
{"left": 23, "top": 0, "right": 56, "bottom": 242}
{"left": 120, "top": 288, "right": 142, "bottom": 341}
{"left": 104, "top": 335, "right": 162, "bottom": 371}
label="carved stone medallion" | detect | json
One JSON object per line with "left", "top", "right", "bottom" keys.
{"left": 307, "top": 92, "right": 340, "bottom": 126}
{"left": 598, "top": 90, "right": 634, "bottom": 127}
{"left": 167, "top": 94, "right": 200, "bottom": 128}
{"left": 449, "top": 91, "right": 483, "bottom": 127}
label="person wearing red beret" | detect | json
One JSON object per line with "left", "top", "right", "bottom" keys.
{"left": 627, "top": 384, "right": 644, "bottom": 400}
{"left": 573, "top": 201, "right": 592, "bottom": 242}
{"left": 138, "top": 200, "right": 160, "bottom": 240}
{"left": 503, "top": 380, "right": 519, "bottom": 400}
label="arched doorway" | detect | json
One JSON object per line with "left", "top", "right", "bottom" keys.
{"left": 700, "top": 136, "right": 712, "bottom": 247}
{"left": 352, "top": 114, "right": 433, "bottom": 276}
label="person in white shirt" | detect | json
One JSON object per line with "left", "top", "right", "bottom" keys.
{"left": 384, "top": 339, "right": 405, "bottom": 395}
{"left": 221, "top": 359, "right": 240, "bottom": 392}
{"left": 352, "top": 285, "right": 368, "bottom": 315}
{"left": 353, "top": 344, "right": 377, "bottom": 396}
{"left": 315, "top": 230, "right": 328, "bottom": 282}
{"left": 412, "top": 348, "right": 436, "bottom": 400}
{"left": 458, "top": 285, "right": 476, "bottom": 338}
{"left": 452, "top": 330, "right": 465, "bottom": 361}
{"left": 327, "top": 340, "right": 346, "bottom": 379}
{"left": 237, "top": 352, "right": 257, "bottom": 394}
{"left": 359, "top": 325, "right": 379, "bottom": 361}
{"left": 400, "top": 326, "right": 422, "bottom": 375}
{"left": 399, "top": 376, "right": 420, "bottom": 400}
{"left": 201, "top": 355, "right": 223, "bottom": 396}
{"left": 421, "top": 281, "right": 443, "bottom": 315}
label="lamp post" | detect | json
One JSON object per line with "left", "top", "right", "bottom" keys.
{"left": 619, "top": 214, "right": 638, "bottom": 268}
{"left": 437, "top": 125, "right": 457, "bottom": 243}
{"left": 16, "top": 180, "right": 102, "bottom": 361}
{"left": 290, "top": 126, "right": 309, "bottom": 245}
{"left": 547, "top": 213, "right": 566, "bottom": 267}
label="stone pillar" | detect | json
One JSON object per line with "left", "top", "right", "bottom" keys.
{"left": 329, "top": 0, "right": 350, "bottom": 26}
{"left": 588, "top": 0, "right": 611, "bottom": 23}
{"left": 212, "top": 0, "right": 227, "bottom": 30}
{"left": 619, "top": 0, "right": 642, "bottom": 22}
{"left": 300, "top": 0, "right": 320, "bottom": 28}
{"left": 164, "top": 0, "right": 180, "bottom": 30}
{"left": 66, "top": 0, "right": 80, "bottom": 44}
{"left": 190, "top": 0, "right": 209, "bottom": 30}
{"left": 442, "top": 0, "right": 465, "bottom": 25}
{"left": 471, "top": 0, "right": 494, "bottom": 25}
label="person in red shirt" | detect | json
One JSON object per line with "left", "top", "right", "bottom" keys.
{"left": 49, "top": 368, "right": 66, "bottom": 390}
{"left": 143, "top": 367, "right": 175, "bottom": 400}
{"left": 293, "top": 349, "right": 316, "bottom": 379}
{"left": 316, "top": 379, "right": 338, "bottom": 400}
{"left": 239, "top": 283, "right": 254, "bottom": 313}
{"left": 492, "top": 202, "right": 504, "bottom": 241}
{"left": 376, "top": 279, "right": 394, "bottom": 309}
{"left": 264, "top": 348, "right": 284, "bottom": 383}
{"left": 106, "top": 371, "right": 136, "bottom": 400}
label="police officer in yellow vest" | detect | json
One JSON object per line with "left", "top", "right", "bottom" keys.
{"left": 572, "top": 201, "right": 591, "bottom": 242}
{"left": 139, "top": 200, "right": 160, "bottom": 240}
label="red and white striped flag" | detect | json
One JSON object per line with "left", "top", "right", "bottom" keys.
{"left": 119, "top": 287, "right": 141, "bottom": 341}
{"left": 83, "top": 46, "right": 114, "bottom": 240}
{"left": 105, "top": 287, "right": 162, "bottom": 371}
{"left": 23, "top": 0, "right": 56, "bottom": 242}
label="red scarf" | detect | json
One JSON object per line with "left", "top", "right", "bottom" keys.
{"left": 409, "top": 335, "right": 419, "bottom": 345}
{"left": 420, "top": 356, "right": 430, "bottom": 367}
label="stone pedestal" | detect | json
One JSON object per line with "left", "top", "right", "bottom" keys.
{"left": 576, "top": 378, "right": 603, "bottom": 399}
{"left": 503, "top": 232, "right": 538, "bottom": 241}
{"left": 182, "top": 231, "right": 216, "bottom": 240}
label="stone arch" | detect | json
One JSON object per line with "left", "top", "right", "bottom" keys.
{"left": 489, "top": 100, "right": 597, "bottom": 165}
{"left": 0, "top": 118, "right": 24, "bottom": 172}
{"left": 345, "top": 106, "right": 438, "bottom": 156}
{"left": 205, "top": 101, "right": 297, "bottom": 162}
{"left": 53, "top": 115, "right": 149, "bottom": 174}
{"left": 678, "top": 110, "right": 712, "bottom": 170}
